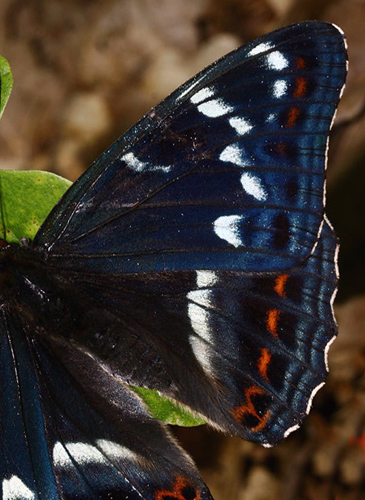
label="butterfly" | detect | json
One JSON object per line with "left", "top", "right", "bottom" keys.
{"left": 0, "top": 21, "right": 347, "bottom": 500}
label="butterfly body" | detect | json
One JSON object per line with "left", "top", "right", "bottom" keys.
{"left": 0, "top": 21, "right": 347, "bottom": 499}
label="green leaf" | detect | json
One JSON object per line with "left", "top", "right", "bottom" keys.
{"left": 131, "top": 386, "right": 205, "bottom": 426}
{"left": 0, "top": 169, "right": 205, "bottom": 427}
{"left": 0, "top": 170, "right": 72, "bottom": 243}
{"left": 0, "top": 56, "right": 13, "bottom": 119}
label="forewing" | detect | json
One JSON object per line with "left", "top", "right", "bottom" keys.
{"left": 34, "top": 22, "right": 347, "bottom": 274}
{"left": 0, "top": 310, "right": 213, "bottom": 499}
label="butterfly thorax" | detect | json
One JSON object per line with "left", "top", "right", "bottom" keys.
{"left": 0, "top": 240, "right": 83, "bottom": 339}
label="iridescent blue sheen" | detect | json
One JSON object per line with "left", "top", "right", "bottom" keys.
{"left": 0, "top": 21, "right": 347, "bottom": 499}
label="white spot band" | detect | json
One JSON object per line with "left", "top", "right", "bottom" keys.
{"left": 2, "top": 476, "right": 35, "bottom": 500}
{"left": 197, "top": 99, "right": 233, "bottom": 118}
{"left": 214, "top": 215, "right": 243, "bottom": 248}
{"left": 240, "top": 173, "right": 267, "bottom": 201}
{"left": 122, "top": 152, "right": 171, "bottom": 173}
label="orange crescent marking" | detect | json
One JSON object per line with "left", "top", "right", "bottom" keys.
{"left": 258, "top": 348, "right": 271, "bottom": 382}
{"left": 231, "top": 386, "right": 270, "bottom": 431}
{"left": 274, "top": 273, "right": 289, "bottom": 298}
{"left": 155, "top": 476, "right": 201, "bottom": 500}
{"left": 286, "top": 106, "right": 300, "bottom": 128}
{"left": 294, "top": 77, "right": 308, "bottom": 98}
{"left": 267, "top": 308, "right": 280, "bottom": 339}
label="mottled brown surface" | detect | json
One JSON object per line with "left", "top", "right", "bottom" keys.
{"left": 1, "top": 1, "right": 364, "bottom": 499}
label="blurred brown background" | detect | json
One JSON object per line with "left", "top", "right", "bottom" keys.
{"left": 0, "top": 1, "right": 364, "bottom": 499}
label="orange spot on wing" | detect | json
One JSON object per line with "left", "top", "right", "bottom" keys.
{"left": 267, "top": 308, "right": 280, "bottom": 339}
{"left": 231, "top": 386, "right": 270, "bottom": 431}
{"left": 296, "top": 56, "right": 306, "bottom": 69}
{"left": 266, "top": 309, "right": 280, "bottom": 339}
{"left": 294, "top": 77, "right": 308, "bottom": 98}
{"left": 274, "top": 273, "right": 289, "bottom": 298}
{"left": 286, "top": 106, "right": 300, "bottom": 128}
{"left": 155, "top": 476, "right": 201, "bottom": 500}
{"left": 258, "top": 348, "right": 271, "bottom": 382}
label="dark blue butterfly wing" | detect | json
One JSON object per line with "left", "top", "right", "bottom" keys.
{"left": 34, "top": 22, "right": 346, "bottom": 274}
{"left": 0, "top": 309, "right": 213, "bottom": 499}
{"left": 30, "top": 22, "right": 346, "bottom": 444}
{"left": 0, "top": 311, "right": 60, "bottom": 499}
{"left": 31, "top": 21, "right": 345, "bottom": 444}
{"left": 1, "top": 20, "right": 347, "bottom": 499}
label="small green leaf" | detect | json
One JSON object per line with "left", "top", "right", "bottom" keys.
{"left": 0, "top": 56, "right": 13, "bottom": 119}
{"left": 131, "top": 386, "right": 205, "bottom": 426}
{"left": 0, "top": 169, "right": 205, "bottom": 427}
{"left": 0, "top": 170, "right": 71, "bottom": 242}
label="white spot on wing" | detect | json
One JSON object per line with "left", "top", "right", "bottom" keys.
{"left": 197, "top": 99, "right": 233, "bottom": 118}
{"left": 187, "top": 271, "right": 218, "bottom": 375}
{"left": 122, "top": 152, "right": 171, "bottom": 173}
{"left": 266, "top": 51, "right": 288, "bottom": 71}
{"left": 273, "top": 79, "right": 287, "bottom": 98}
{"left": 229, "top": 116, "right": 253, "bottom": 135}
{"left": 190, "top": 87, "right": 215, "bottom": 104}
{"left": 96, "top": 439, "right": 140, "bottom": 463}
{"left": 196, "top": 270, "right": 218, "bottom": 288}
{"left": 240, "top": 173, "right": 267, "bottom": 201}
{"left": 214, "top": 215, "right": 243, "bottom": 248}
{"left": 187, "top": 289, "right": 212, "bottom": 310}
{"left": 188, "top": 297, "right": 212, "bottom": 373}
{"left": 306, "top": 382, "right": 325, "bottom": 414}
{"left": 53, "top": 440, "right": 140, "bottom": 468}
{"left": 53, "top": 442, "right": 72, "bottom": 467}
{"left": 53, "top": 441, "right": 106, "bottom": 466}
{"left": 2, "top": 476, "right": 35, "bottom": 500}
{"left": 219, "top": 144, "right": 251, "bottom": 167}
{"left": 189, "top": 336, "right": 212, "bottom": 374}
{"left": 220, "top": 144, "right": 243, "bottom": 165}
{"left": 188, "top": 302, "right": 211, "bottom": 343}
{"left": 248, "top": 42, "right": 273, "bottom": 56}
